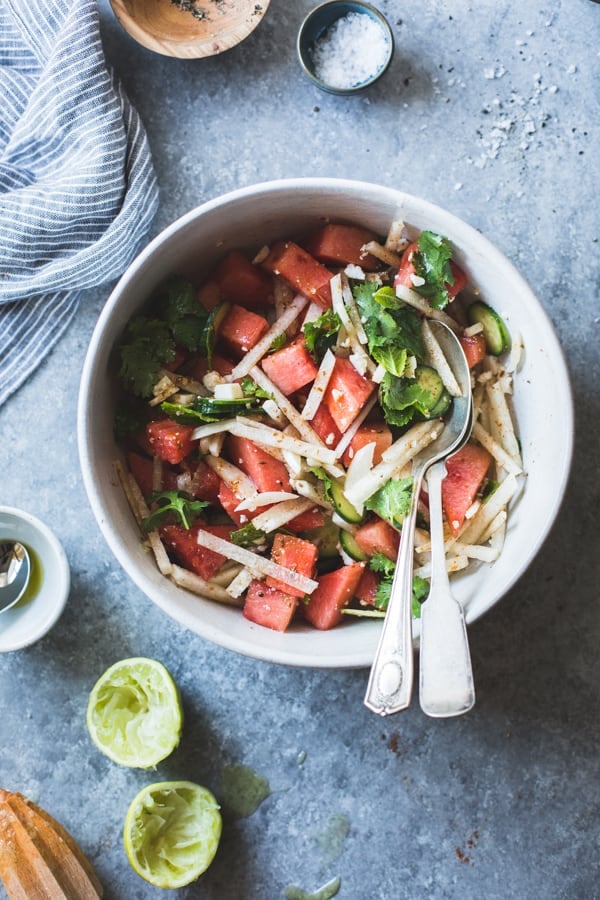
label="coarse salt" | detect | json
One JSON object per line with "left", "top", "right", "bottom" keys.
{"left": 311, "top": 12, "right": 391, "bottom": 89}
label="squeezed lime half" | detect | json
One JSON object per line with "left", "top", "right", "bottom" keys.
{"left": 86, "top": 657, "right": 183, "bottom": 768}
{"left": 124, "top": 781, "right": 222, "bottom": 888}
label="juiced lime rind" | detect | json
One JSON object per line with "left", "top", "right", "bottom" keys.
{"left": 86, "top": 657, "right": 183, "bottom": 769}
{"left": 124, "top": 781, "right": 222, "bottom": 889}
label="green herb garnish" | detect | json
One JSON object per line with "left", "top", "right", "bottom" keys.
{"left": 229, "top": 522, "right": 267, "bottom": 547}
{"left": 303, "top": 308, "right": 341, "bottom": 361}
{"left": 143, "top": 491, "right": 209, "bottom": 531}
{"left": 411, "top": 231, "right": 455, "bottom": 310}
{"left": 364, "top": 478, "right": 413, "bottom": 530}
{"left": 368, "top": 553, "right": 429, "bottom": 617}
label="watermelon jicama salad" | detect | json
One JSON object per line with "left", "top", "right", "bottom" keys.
{"left": 113, "top": 219, "right": 525, "bottom": 633}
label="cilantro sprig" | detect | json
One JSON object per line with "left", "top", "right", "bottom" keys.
{"left": 364, "top": 478, "right": 413, "bottom": 529}
{"left": 118, "top": 277, "right": 208, "bottom": 398}
{"left": 303, "top": 308, "right": 341, "bottom": 361}
{"left": 411, "top": 231, "right": 456, "bottom": 310}
{"left": 142, "top": 491, "right": 209, "bottom": 531}
{"left": 368, "top": 552, "right": 429, "bottom": 617}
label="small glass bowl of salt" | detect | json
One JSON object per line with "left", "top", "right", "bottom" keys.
{"left": 297, "top": 1, "right": 394, "bottom": 94}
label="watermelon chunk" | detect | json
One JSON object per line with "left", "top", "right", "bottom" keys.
{"left": 303, "top": 562, "right": 366, "bottom": 630}
{"left": 342, "top": 420, "right": 392, "bottom": 467}
{"left": 226, "top": 435, "right": 292, "bottom": 493}
{"left": 146, "top": 419, "right": 196, "bottom": 465}
{"left": 261, "top": 335, "right": 319, "bottom": 396}
{"left": 323, "top": 356, "right": 376, "bottom": 433}
{"left": 286, "top": 507, "right": 326, "bottom": 533}
{"left": 266, "top": 533, "right": 318, "bottom": 598}
{"left": 308, "top": 402, "right": 342, "bottom": 448}
{"left": 304, "top": 224, "right": 380, "bottom": 271}
{"left": 197, "top": 279, "right": 221, "bottom": 312}
{"left": 126, "top": 451, "right": 179, "bottom": 499}
{"left": 214, "top": 249, "right": 274, "bottom": 309}
{"left": 261, "top": 241, "right": 333, "bottom": 308}
{"left": 354, "top": 567, "right": 380, "bottom": 607}
{"left": 459, "top": 333, "right": 487, "bottom": 368}
{"left": 442, "top": 443, "right": 492, "bottom": 536}
{"left": 218, "top": 304, "right": 269, "bottom": 357}
{"left": 354, "top": 518, "right": 400, "bottom": 562}
{"left": 160, "top": 523, "right": 232, "bottom": 580}
{"left": 243, "top": 580, "right": 298, "bottom": 632}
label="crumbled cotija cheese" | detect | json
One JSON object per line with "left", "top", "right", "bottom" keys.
{"left": 311, "top": 12, "right": 390, "bottom": 89}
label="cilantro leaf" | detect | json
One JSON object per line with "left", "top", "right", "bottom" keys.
{"left": 119, "top": 317, "right": 176, "bottom": 398}
{"left": 268, "top": 332, "right": 287, "bottom": 353}
{"left": 412, "top": 231, "right": 455, "bottom": 310}
{"left": 378, "top": 372, "right": 434, "bottom": 427}
{"left": 142, "top": 491, "right": 209, "bottom": 531}
{"left": 303, "top": 309, "right": 341, "bottom": 361}
{"left": 370, "top": 561, "right": 430, "bottom": 617}
{"left": 160, "top": 276, "right": 208, "bottom": 351}
{"left": 353, "top": 281, "right": 425, "bottom": 378}
{"left": 364, "top": 478, "right": 413, "bottom": 529}
{"left": 229, "top": 522, "right": 267, "bottom": 547}
{"left": 240, "top": 376, "right": 272, "bottom": 400}
{"left": 369, "top": 552, "right": 395, "bottom": 578}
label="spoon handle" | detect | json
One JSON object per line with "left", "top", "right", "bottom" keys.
{"left": 419, "top": 461, "right": 475, "bottom": 717}
{"left": 364, "top": 467, "right": 423, "bottom": 716}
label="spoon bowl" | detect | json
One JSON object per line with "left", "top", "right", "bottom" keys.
{"left": 0, "top": 541, "right": 31, "bottom": 614}
{"left": 364, "top": 320, "right": 473, "bottom": 716}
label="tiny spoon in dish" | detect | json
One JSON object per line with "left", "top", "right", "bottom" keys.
{"left": 364, "top": 320, "right": 473, "bottom": 717}
{"left": 0, "top": 541, "right": 31, "bottom": 614}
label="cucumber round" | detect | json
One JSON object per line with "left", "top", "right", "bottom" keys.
{"left": 467, "top": 301, "right": 511, "bottom": 355}
{"left": 426, "top": 388, "right": 452, "bottom": 419}
{"left": 413, "top": 365, "right": 445, "bottom": 417}
{"left": 329, "top": 480, "right": 363, "bottom": 524}
{"left": 339, "top": 529, "right": 367, "bottom": 561}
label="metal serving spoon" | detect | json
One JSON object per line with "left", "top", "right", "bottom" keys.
{"left": 364, "top": 320, "right": 473, "bottom": 716}
{"left": 0, "top": 541, "right": 31, "bottom": 613}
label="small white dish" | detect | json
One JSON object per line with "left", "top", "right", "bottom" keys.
{"left": 0, "top": 507, "right": 70, "bottom": 652}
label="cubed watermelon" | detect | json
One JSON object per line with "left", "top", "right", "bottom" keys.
{"left": 303, "top": 562, "right": 366, "bottom": 630}
{"left": 308, "top": 402, "right": 342, "bottom": 448}
{"left": 266, "top": 533, "right": 318, "bottom": 598}
{"left": 226, "top": 435, "right": 292, "bottom": 493}
{"left": 261, "top": 335, "right": 319, "bottom": 396}
{"left": 262, "top": 241, "right": 333, "bottom": 308}
{"left": 214, "top": 249, "right": 274, "bottom": 308}
{"left": 286, "top": 506, "right": 326, "bottom": 533}
{"left": 304, "top": 224, "right": 380, "bottom": 271}
{"left": 218, "top": 304, "right": 269, "bottom": 357}
{"left": 342, "top": 420, "right": 392, "bottom": 467}
{"left": 160, "top": 523, "right": 232, "bottom": 580}
{"left": 354, "top": 567, "right": 380, "bottom": 606}
{"left": 459, "top": 333, "right": 487, "bottom": 368}
{"left": 354, "top": 517, "right": 400, "bottom": 562}
{"left": 442, "top": 443, "right": 492, "bottom": 536}
{"left": 126, "top": 451, "right": 178, "bottom": 499}
{"left": 146, "top": 419, "right": 196, "bottom": 465}
{"left": 323, "top": 356, "right": 376, "bottom": 433}
{"left": 218, "top": 480, "right": 246, "bottom": 526}
{"left": 243, "top": 580, "right": 298, "bottom": 632}
{"left": 187, "top": 460, "right": 221, "bottom": 502}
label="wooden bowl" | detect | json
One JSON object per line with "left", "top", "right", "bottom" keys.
{"left": 109, "top": 0, "right": 270, "bottom": 58}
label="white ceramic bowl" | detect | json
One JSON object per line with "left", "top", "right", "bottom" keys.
{"left": 0, "top": 507, "right": 70, "bottom": 652}
{"left": 78, "top": 179, "right": 573, "bottom": 668}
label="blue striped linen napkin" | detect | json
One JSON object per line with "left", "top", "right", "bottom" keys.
{"left": 0, "top": 0, "right": 159, "bottom": 406}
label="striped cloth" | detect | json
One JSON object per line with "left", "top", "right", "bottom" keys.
{"left": 0, "top": 0, "right": 158, "bottom": 406}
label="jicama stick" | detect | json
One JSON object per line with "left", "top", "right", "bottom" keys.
{"left": 170, "top": 565, "right": 242, "bottom": 605}
{"left": 194, "top": 529, "right": 319, "bottom": 594}
{"left": 204, "top": 456, "right": 257, "bottom": 499}
{"left": 472, "top": 421, "right": 523, "bottom": 476}
{"left": 414, "top": 554, "right": 469, "bottom": 578}
{"left": 229, "top": 418, "right": 337, "bottom": 466}
{"left": 486, "top": 382, "right": 522, "bottom": 465}
{"left": 250, "top": 497, "right": 315, "bottom": 532}
{"left": 455, "top": 475, "right": 518, "bottom": 545}
{"left": 301, "top": 349, "right": 336, "bottom": 421}
{"left": 422, "top": 319, "right": 462, "bottom": 397}
{"left": 114, "top": 460, "right": 173, "bottom": 576}
{"left": 395, "top": 284, "right": 462, "bottom": 332}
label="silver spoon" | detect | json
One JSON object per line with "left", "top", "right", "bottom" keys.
{"left": 364, "top": 320, "right": 473, "bottom": 716}
{"left": 0, "top": 541, "right": 31, "bottom": 613}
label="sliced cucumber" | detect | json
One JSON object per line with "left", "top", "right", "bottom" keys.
{"left": 201, "top": 301, "right": 230, "bottom": 363}
{"left": 467, "top": 301, "right": 511, "bottom": 355}
{"left": 193, "top": 397, "right": 257, "bottom": 417}
{"left": 339, "top": 529, "right": 368, "bottom": 562}
{"left": 426, "top": 387, "right": 452, "bottom": 419}
{"left": 329, "top": 480, "right": 363, "bottom": 524}
{"left": 413, "top": 365, "right": 445, "bottom": 418}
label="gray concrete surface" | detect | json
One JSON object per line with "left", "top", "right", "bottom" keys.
{"left": 1, "top": 1, "right": 599, "bottom": 897}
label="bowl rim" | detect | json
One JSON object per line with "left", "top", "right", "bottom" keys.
{"left": 78, "top": 177, "right": 574, "bottom": 667}
{"left": 297, "top": 1, "right": 395, "bottom": 94}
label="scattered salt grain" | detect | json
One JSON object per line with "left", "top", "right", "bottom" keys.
{"left": 311, "top": 12, "right": 391, "bottom": 89}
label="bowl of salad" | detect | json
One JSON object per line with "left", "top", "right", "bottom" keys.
{"left": 78, "top": 178, "right": 573, "bottom": 668}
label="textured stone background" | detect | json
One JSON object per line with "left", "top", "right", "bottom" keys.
{"left": 1, "top": 1, "right": 599, "bottom": 897}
